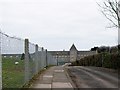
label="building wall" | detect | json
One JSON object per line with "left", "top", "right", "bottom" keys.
{"left": 48, "top": 51, "right": 70, "bottom": 65}
{"left": 48, "top": 50, "right": 97, "bottom": 65}
{"left": 70, "top": 50, "right": 77, "bottom": 62}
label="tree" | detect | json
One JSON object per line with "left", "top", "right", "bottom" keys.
{"left": 97, "top": 0, "right": 120, "bottom": 28}
{"left": 91, "top": 47, "right": 99, "bottom": 51}
{"left": 110, "top": 46, "right": 118, "bottom": 53}
{"left": 97, "top": 46, "right": 110, "bottom": 53}
{"left": 21, "top": 53, "right": 25, "bottom": 60}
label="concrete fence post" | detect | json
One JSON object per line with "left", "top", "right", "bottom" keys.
{"left": 118, "top": 4, "right": 120, "bottom": 88}
{"left": 0, "top": 58, "right": 1, "bottom": 90}
{"left": 0, "top": 32, "right": 2, "bottom": 90}
{"left": 118, "top": 1, "right": 120, "bottom": 52}
{"left": 35, "top": 44, "right": 38, "bottom": 74}
{"left": 25, "top": 39, "right": 29, "bottom": 83}
{"left": 41, "top": 47, "right": 44, "bottom": 68}
{"left": 45, "top": 49, "right": 48, "bottom": 67}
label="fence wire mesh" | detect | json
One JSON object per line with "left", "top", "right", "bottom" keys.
{"left": 47, "top": 53, "right": 57, "bottom": 66}
{"left": 1, "top": 32, "right": 25, "bottom": 88}
{"left": 28, "top": 42, "right": 36, "bottom": 81}
{"left": 0, "top": 31, "right": 56, "bottom": 88}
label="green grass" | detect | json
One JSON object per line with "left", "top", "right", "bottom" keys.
{"left": 2, "top": 57, "right": 25, "bottom": 88}
{"left": 2, "top": 57, "right": 53, "bottom": 88}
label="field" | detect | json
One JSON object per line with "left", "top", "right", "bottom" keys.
{"left": 2, "top": 55, "right": 49, "bottom": 88}
{"left": 2, "top": 57, "right": 25, "bottom": 88}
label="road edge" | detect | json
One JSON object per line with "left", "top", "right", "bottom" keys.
{"left": 64, "top": 66, "right": 77, "bottom": 89}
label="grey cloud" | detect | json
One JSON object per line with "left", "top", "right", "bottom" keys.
{"left": 0, "top": 0, "right": 118, "bottom": 50}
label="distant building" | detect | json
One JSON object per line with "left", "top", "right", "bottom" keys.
{"left": 2, "top": 44, "right": 97, "bottom": 65}
{"left": 48, "top": 44, "right": 97, "bottom": 65}
{"left": 70, "top": 44, "right": 77, "bottom": 62}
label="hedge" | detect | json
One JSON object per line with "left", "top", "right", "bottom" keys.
{"left": 71, "top": 53, "right": 120, "bottom": 70}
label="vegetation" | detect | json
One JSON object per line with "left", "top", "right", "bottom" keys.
{"left": 2, "top": 57, "right": 25, "bottom": 88}
{"left": 21, "top": 53, "right": 25, "bottom": 60}
{"left": 91, "top": 45, "right": 118, "bottom": 53}
{"left": 97, "top": 0, "right": 120, "bottom": 28}
{"left": 2, "top": 56, "right": 52, "bottom": 88}
{"left": 71, "top": 52, "right": 120, "bottom": 70}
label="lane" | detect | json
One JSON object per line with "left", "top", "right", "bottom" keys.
{"left": 67, "top": 66, "right": 119, "bottom": 88}
{"left": 77, "top": 68, "right": 117, "bottom": 88}
{"left": 79, "top": 66, "right": 118, "bottom": 81}
{"left": 78, "top": 66, "right": 119, "bottom": 87}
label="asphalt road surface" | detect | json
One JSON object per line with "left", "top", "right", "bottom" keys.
{"left": 67, "top": 66, "right": 119, "bottom": 89}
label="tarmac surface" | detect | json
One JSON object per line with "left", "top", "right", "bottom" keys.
{"left": 67, "top": 66, "right": 119, "bottom": 89}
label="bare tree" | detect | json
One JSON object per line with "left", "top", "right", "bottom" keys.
{"left": 97, "top": 0, "right": 120, "bottom": 28}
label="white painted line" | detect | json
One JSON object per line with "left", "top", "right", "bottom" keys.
{"left": 52, "top": 82, "right": 73, "bottom": 88}
{"left": 54, "top": 70, "right": 64, "bottom": 72}
{"left": 34, "top": 84, "right": 51, "bottom": 88}
{"left": 43, "top": 75, "right": 53, "bottom": 78}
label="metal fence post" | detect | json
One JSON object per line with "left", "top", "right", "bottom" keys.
{"left": 25, "top": 39, "right": 29, "bottom": 83}
{"left": 35, "top": 44, "right": 38, "bottom": 74}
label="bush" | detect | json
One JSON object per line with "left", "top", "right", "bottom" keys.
{"left": 71, "top": 53, "right": 120, "bottom": 70}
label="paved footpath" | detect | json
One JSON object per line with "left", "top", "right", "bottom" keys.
{"left": 31, "top": 66, "right": 74, "bottom": 89}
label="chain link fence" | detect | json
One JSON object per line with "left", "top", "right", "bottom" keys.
{"left": 47, "top": 52, "right": 57, "bottom": 66}
{"left": 1, "top": 32, "right": 25, "bottom": 88}
{"left": 0, "top": 31, "right": 57, "bottom": 89}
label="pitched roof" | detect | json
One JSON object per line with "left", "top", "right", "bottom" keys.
{"left": 70, "top": 44, "right": 77, "bottom": 51}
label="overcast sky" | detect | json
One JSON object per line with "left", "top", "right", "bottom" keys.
{"left": 0, "top": 0, "right": 118, "bottom": 51}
